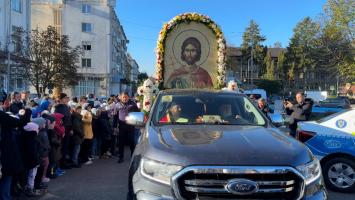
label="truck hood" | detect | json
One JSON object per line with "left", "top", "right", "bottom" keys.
{"left": 144, "top": 125, "right": 312, "bottom": 167}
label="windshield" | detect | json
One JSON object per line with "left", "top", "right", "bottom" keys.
{"left": 153, "top": 92, "right": 266, "bottom": 126}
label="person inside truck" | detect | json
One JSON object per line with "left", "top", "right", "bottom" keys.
{"left": 159, "top": 103, "right": 188, "bottom": 123}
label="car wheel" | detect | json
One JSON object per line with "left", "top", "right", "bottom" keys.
{"left": 323, "top": 157, "right": 355, "bottom": 193}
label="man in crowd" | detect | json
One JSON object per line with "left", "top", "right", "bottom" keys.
{"left": 54, "top": 93, "right": 73, "bottom": 168}
{"left": 114, "top": 91, "right": 139, "bottom": 163}
{"left": 285, "top": 92, "right": 312, "bottom": 137}
{"left": 9, "top": 91, "right": 24, "bottom": 114}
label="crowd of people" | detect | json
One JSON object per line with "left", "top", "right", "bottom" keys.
{"left": 0, "top": 82, "right": 313, "bottom": 199}
{"left": 0, "top": 90, "right": 139, "bottom": 199}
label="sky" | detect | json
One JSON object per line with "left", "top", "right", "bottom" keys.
{"left": 115, "top": 0, "right": 327, "bottom": 76}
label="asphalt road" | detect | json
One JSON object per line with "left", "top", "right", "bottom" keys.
{"left": 15, "top": 155, "right": 349, "bottom": 200}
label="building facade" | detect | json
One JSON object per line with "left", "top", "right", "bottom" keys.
{"left": 31, "top": 0, "right": 132, "bottom": 97}
{"left": 0, "top": 0, "right": 31, "bottom": 93}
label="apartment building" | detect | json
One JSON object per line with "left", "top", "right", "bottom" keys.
{"left": 0, "top": 0, "right": 31, "bottom": 93}
{"left": 32, "top": 0, "right": 132, "bottom": 97}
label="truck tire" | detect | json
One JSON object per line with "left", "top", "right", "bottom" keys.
{"left": 323, "top": 157, "right": 355, "bottom": 193}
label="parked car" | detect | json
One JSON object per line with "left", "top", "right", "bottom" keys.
{"left": 297, "top": 109, "right": 355, "bottom": 192}
{"left": 126, "top": 89, "right": 327, "bottom": 200}
{"left": 315, "top": 98, "right": 351, "bottom": 109}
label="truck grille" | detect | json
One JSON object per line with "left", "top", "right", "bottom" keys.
{"left": 171, "top": 166, "right": 305, "bottom": 200}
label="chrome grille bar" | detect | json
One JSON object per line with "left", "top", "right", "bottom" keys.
{"left": 184, "top": 179, "right": 295, "bottom": 186}
{"left": 185, "top": 186, "right": 295, "bottom": 194}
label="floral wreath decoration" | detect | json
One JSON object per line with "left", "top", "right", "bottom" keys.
{"left": 155, "top": 13, "right": 227, "bottom": 89}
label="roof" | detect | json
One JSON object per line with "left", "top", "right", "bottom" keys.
{"left": 160, "top": 89, "right": 245, "bottom": 96}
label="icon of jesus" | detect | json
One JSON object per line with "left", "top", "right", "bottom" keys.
{"left": 166, "top": 37, "right": 213, "bottom": 89}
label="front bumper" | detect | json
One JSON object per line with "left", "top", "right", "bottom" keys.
{"left": 133, "top": 167, "right": 327, "bottom": 200}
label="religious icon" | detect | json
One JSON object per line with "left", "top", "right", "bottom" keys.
{"left": 166, "top": 37, "right": 213, "bottom": 89}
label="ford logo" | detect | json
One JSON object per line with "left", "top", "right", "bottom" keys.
{"left": 226, "top": 179, "right": 258, "bottom": 195}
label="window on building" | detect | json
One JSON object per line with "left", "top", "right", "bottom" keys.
{"left": 82, "top": 58, "right": 92, "bottom": 68}
{"left": 17, "top": 79, "right": 23, "bottom": 89}
{"left": 74, "top": 77, "right": 101, "bottom": 97}
{"left": 11, "top": 0, "right": 22, "bottom": 12}
{"left": 82, "top": 23, "right": 92, "bottom": 32}
{"left": 11, "top": 26, "right": 22, "bottom": 53}
{"left": 82, "top": 4, "right": 92, "bottom": 13}
{"left": 83, "top": 44, "right": 92, "bottom": 51}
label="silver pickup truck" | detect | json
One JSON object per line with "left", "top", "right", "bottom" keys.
{"left": 126, "top": 89, "right": 327, "bottom": 200}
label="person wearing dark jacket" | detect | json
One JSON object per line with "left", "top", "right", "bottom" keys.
{"left": 9, "top": 92, "right": 24, "bottom": 114}
{"left": 0, "top": 111, "right": 22, "bottom": 200}
{"left": 98, "top": 110, "right": 113, "bottom": 158}
{"left": 285, "top": 92, "right": 312, "bottom": 137}
{"left": 71, "top": 105, "right": 84, "bottom": 167}
{"left": 22, "top": 122, "right": 42, "bottom": 197}
{"left": 257, "top": 98, "right": 273, "bottom": 119}
{"left": 54, "top": 93, "right": 72, "bottom": 168}
{"left": 113, "top": 92, "right": 139, "bottom": 163}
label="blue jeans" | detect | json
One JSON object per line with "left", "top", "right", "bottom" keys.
{"left": 0, "top": 175, "right": 12, "bottom": 200}
{"left": 72, "top": 144, "right": 81, "bottom": 165}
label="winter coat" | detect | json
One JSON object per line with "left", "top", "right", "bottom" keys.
{"left": 9, "top": 101, "right": 24, "bottom": 114}
{"left": 113, "top": 100, "right": 139, "bottom": 135}
{"left": 98, "top": 111, "right": 112, "bottom": 140}
{"left": 286, "top": 101, "right": 312, "bottom": 130}
{"left": 82, "top": 110, "right": 93, "bottom": 140}
{"left": 47, "top": 129, "right": 61, "bottom": 162}
{"left": 92, "top": 115, "right": 101, "bottom": 139}
{"left": 38, "top": 129, "right": 51, "bottom": 158}
{"left": 72, "top": 112, "right": 84, "bottom": 145}
{"left": 52, "top": 113, "right": 65, "bottom": 138}
{"left": 0, "top": 111, "right": 24, "bottom": 176}
{"left": 20, "top": 129, "right": 42, "bottom": 169}
{"left": 54, "top": 104, "right": 72, "bottom": 129}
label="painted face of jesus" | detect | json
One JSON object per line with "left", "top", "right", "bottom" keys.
{"left": 183, "top": 44, "right": 198, "bottom": 65}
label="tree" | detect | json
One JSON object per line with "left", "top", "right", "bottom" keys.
{"left": 319, "top": 0, "right": 355, "bottom": 81}
{"left": 277, "top": 50, "right": 286, "bottom": 80}
{"left": 16, "top": 26, "right": 81, "bottom": 96}
{"left": 264, "top": 51, "right": 275, "bottom": 80}
{"left": 286, "top": 17, "right": 320, "bottom": 87}
{"left": 324, "top": 0, "right": 355, "bottom": 42}
{"left": 138, "top": 72, "right": 148, "bottom": 85}
{"left": 241, "top": 20, "right": 267, "bottom": 78}
{"left": 274, "top": 42, "right": 282, "bottom": 48}
{"left": 255, "top": 79, "right": 282, "bottom": 95}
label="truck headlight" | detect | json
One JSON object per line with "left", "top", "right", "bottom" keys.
{"left": 296, "top": 159, "right": 322, "bottom": 185}
{"left": 141, "top": 157, "right": 182, "bottom": 185}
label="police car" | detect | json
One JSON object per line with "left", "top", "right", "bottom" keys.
{"left": 297, "top": 108, "right": 355, "bottom": 193}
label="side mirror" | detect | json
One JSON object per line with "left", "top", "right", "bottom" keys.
{"left": 125, "top": 112, "right": 145, "bottom": 127}
{"left": 269, "top": 113, "right": 285, "bottom": 127}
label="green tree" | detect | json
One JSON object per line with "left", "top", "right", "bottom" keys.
{"left": 138, "top": 72, "right": 148, "bottom": 85}
{"left": 286, "top": 17, "right": 320, "bottom": 87}
{"left": 324, "top": 0, "right": 355, "bottom": 42}
{"left": 277, "top": 50, "right": 286, "bottom": 80}
{"left": 318, "top": 0, "right": 355, "bottom": 81}
{"left": 264, "top": 51, "right": 275, "bottom": 80}
{"left": 255, "top": 79, "right": 282, "bottom": 95}
{"left": 241, "top": 20, "right": 267, "bottom": 78}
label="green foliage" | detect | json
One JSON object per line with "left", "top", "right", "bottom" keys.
{"left": 264, "top": 51, "right": 275, "bottom": 80}
{"left": 277, "top": 51, "right": 286, "bottom": 80}
{"left": 255, "top": 79, "right": 282, "bottom": 95}
{"left": 138, "top": 72, "right": 149, "bottom": 85}
{"left": 241, "top": 20, "right": 267, "bottom": 76}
